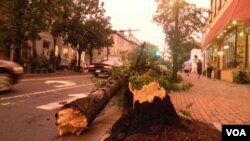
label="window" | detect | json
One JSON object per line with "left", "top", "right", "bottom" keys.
{"left": 63, "top": 48, "right": 69, "bottom": 58}
{"left": 43, "top": 41, "right": 50, "bottom": 55}
{"left": 236, "top": 26, "right": 247, "bottom": 67}
{"left": 43, "top": 41, "right": 50, "bottom": 49}
{"left": 222, "top": 29, "right": 236, "bottom": 69}
{"left": 207, "top": 45, "right": 218, "bottom": 69}
{"left": 55, "top": 45, "right": 59, "bottom": 56}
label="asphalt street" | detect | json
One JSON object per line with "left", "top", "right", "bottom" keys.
{"left": 0, "top": 73, "right": 118, "bottom": 141}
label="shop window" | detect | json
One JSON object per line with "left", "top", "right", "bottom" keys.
{"left": 236, "top": 26, "right": 247, "bottom": 67}
{"left": 223, "top": 29, "right": 236, "bottom": 69}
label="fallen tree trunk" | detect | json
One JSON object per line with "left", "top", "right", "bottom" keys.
{"left": 55, "top": 75, "right": 128, "bottom": 136}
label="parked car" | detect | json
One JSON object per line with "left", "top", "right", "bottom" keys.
{"left": 0, "top": 59, "right": 24, "bottom": 92}
{"left": 88, "top": 60, "right": 123, "bottom": 77}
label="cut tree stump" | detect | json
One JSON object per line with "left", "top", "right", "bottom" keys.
{"left": 105, "top": 81, "right": 181, "bottom": 141}
{"left": 55, "top": 75, "right": 128, "bottom": 136}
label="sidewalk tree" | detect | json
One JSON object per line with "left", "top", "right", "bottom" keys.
{"left": 48, "top": 0, "right": 75, "bottom": 70}
{"left": 62, "top": 0, "right": 113, "bottom": 70}
{"left": 154, "top": 0, "right": 208, "bottom": 81}
{"left": 0, "top": 0, "right": 74, "bottom": 64}
{"left": 84, "top": 17, "right": 113, "bottom": 65}
{"left": 0, "top": 0, "right": 51, "bottom": 63}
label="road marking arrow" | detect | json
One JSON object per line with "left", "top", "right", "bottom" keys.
{"left": 45, "top": 80, "right": 76, "bottom": 88}
{"left": 36, "top": 93, "right": 88, "bottom": 110}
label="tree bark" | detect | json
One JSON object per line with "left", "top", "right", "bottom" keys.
{"left": 55, "top": 75, "right": 128, "bottom": 136}
{"left": 77, "top": 49, "right": 82, "bottom": 71}
{"left": 172, "top": 0, "right": 180, "bottom": 81}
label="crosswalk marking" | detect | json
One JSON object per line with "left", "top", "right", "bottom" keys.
{"left": 36, "top": 93, "right": 88, "bottom": 110}
{"left": 0, "top": 83, "right": 93, "bottom": 101}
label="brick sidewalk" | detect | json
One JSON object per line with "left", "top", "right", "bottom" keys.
{"left": 169, "top": 73, "right": 250, "bottom": 131}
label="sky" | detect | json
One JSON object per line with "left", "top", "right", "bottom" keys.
{"left": 101, "top": 0, "right": 210, "bottom": 52}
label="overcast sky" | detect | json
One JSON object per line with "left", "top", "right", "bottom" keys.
{"left": 101, "top": 0, "right": 210, "bottom": 51}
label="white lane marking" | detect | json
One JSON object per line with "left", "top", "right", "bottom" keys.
{"left": 45, "top": 80, "right": 76, "bottom": 88}
{"left": 21, "top": 75, "right": 92, "bottom": 82}
{"left": 36, "top": 93, "right": 88, "bottom": 110}
{"left": 0, "top": 83, "right": 93, "bottom": 101}
{"left": 0, "top": 102, "right": 11, "bottom": 106}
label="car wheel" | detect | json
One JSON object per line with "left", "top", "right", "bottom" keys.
{"left": 0, "top": 73, "right": 12, "bottom": 92}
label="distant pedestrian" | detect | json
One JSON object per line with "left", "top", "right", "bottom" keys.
{"left": 182, "top": 60, "right": 191, "bottom": 76}
{"left": 207, "top": 60, "right": 213, "bottom": 78}
{"left": 197, "top": 59, "right": 202, "bottom": 79}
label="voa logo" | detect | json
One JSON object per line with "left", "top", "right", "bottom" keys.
{"left": 226, "top": 129, "right": 246, "bottom": 136}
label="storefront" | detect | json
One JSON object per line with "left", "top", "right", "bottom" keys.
{"left": 202, "top": 0, "right": 250, "bottom": 82}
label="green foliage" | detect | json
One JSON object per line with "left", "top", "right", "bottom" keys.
{"left": 127, "top": 42, "right": 161, "bottom": 68}
{"left": 107, "top": 59, "right": 132, "bottom": 79}
{"left": 39, "top": 53, "right": 49, "bottom": 68}
{"left": 128, "top": 73, "right": 192, "bottom": 92}
{"left": 63, "top": 0, "right": 113, "bottom": 65}
{"left": 180, "top": 83, "right": 193, "bottom": 91}
{"left": 179, "top": 103, "right": 193, "bottom": 119}
{"left": 91, "top": 77, "right": 104, "bottom": 88}
{"left": 158, "top": 78, "right": 179, "bottom": 91}
{"left": 0, "top": 0, "right": 61, "bottom": 63}
{"left": 31, "top": 55, "right": 40, "bottom": 70}
{"left": 129, "top": 74, "right": 156, "bottom": 90}
{"left": 117, "top": 87, "right": 125, "bottom": 108}
{"left": 179, "top": 109, "right": 192, "bottom": 119}
{"left": 0, "top": 0, "right": 111, "bottom": 66}
{"left": 232, "top": 66, "right": 250, "bottom": 84}
{"left": 111, "top": 42, "right": 193, "bottom": 92}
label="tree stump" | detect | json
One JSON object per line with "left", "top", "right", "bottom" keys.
{"left": 106, "top": 81, "right": 180, "bottom": 140}
{"left": 55, "top": 76, "right": 127, "bottom": 136}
